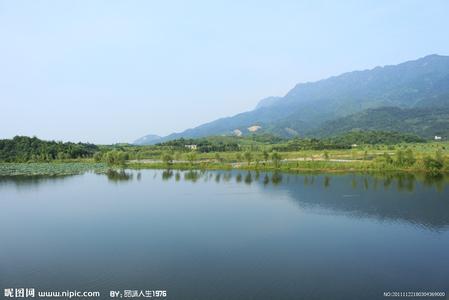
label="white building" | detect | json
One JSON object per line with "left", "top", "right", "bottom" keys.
{"left": 434, "top": 136, "right": 442, "bottom": 140}
{"left": 185, "top": 144, "right": 197, "bottom": 150}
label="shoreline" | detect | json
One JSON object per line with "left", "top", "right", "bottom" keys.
{"left": 1, "top": 161, "right": 447, "bottom": 177}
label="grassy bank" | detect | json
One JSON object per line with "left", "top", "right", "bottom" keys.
{"left": 126, "top": 143, "right": 449, "bottom": 174}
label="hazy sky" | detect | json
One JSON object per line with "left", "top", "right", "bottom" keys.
{"left": 1, "top": 0, "right": 449, "bottom": 144}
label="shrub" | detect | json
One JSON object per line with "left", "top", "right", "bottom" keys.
{"left": 271, "top": 152, "right": 282, "bottom": 168}
{"left": 103, "top": 150, "right": 129, "bottom": 166}
{"left": 244, "top": 151, "right": 253, "bottom": 166}
{"left": 423, "top": 156, "right": 443, "bottom": 174}
{"left": 161, "top": 152, "right": 174, "bottom": 167}
{"left": 93, "top": 152, "right": 103, "bottom": 162}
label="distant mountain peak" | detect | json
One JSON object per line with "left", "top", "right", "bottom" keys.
{"left": 133, "top": 134, "right": 162, "bottom": 145}
{"left": 255, "top": 96, "right": 282, "bottom": 109}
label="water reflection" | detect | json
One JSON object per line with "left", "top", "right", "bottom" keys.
{"left": 162, "top": 170, "right": 173, "bottom": 180}
{"left": 223, "top": 172, "right": 232, "bottom": 182}
{"left": 236, "top": 173, "right": 242, "bottom": 183}
{"left": 184, "top": 170, "right": 200, "bottom": 182}
{"left": 2, "top": 170, "right": 449, "bottom": 230}
{"left": 271, "top": 172, "right": 282, "bottom": 185}
{"left": 147, "top": 170, "right": 449, "bottom": 230}
{"left": 129, "top": 170, "right": 449, "bottom": 230}
{"left": 0, "top": 175, "right": 69, "bottom": 189}
{"left": 106, "top": 169, "right": 133, "bottom": 182}
{"left": 4, "top": 170, "right": 448, "bottom": 193}
{"left": 244, "top": 172, "right": 252, "bottom": 185}
{"left": 324, "top": 176, "right": 330, "bottom": 188}
{"left": 3, "top": 170, "right": 449, "bottom": 299}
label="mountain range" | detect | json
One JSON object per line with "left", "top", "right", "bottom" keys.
{"left": 135, "top": 54, "right": 449, "bottom": 144}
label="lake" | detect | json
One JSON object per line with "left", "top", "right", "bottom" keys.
{"left": 1, "top": 170, "right": 449, "bottom": 299}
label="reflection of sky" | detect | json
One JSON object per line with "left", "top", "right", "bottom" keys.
{"left": 2, "top": 170, "right": 449, "bottom": 230}
{"left": 1, "top": 170, "right": 449, "bottom": 299}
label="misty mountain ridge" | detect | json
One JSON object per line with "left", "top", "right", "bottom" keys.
{"left": 134, "top": 134, "right": 162, "bottom": 145}
{"left": 135, "top": 54, "right": 449, "bottom": 144}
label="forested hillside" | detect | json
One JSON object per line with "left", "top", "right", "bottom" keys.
{"left": 313, "top": 107, "right": 449, "bottom": 139}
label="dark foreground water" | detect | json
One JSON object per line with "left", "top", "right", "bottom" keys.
{"left": 1, "top": 170, "right": 449, "bottom": 300}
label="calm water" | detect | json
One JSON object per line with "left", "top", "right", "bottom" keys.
{"left": 1, "top": 170, "right": 449, "bottom": 300}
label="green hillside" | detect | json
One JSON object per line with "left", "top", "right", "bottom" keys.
{"left": 313, "top": 107, "right": 449, "bottom": 139}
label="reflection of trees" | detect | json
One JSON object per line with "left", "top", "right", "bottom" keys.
{"left": 236, "top": 173, "right": 242, "bottom": 183}
{"left": 424, "top": 173, "right": 444, "bottom": 192}
{"left": 162, "top": 170, "right": 173, "bottom": 180}
{"left": 263, "top": 175, "right": 269, "bottom": 186}
{"left": 351, "top": 177, "right": 357, "bottom": 189}
{"left": 223, "top": 173, "right": 232, "bottom": 182}
{"left": 269, "top": 173, "right": 449, "bottom": 230}
{"left": 396, "top": 174, "right": 417, "bottom": 192}
{"left": 244, "top": 172, "right": 252, "bottom": 185}
{"left": 184, "top": 170, "right": 200, "bottom": 182}
{"left": 271, "top": 172, "right": 282, "bottom": 185}
{"left": 324, "top": 176, "right": 330, "bottom": 188}
{"left": 0, "top": 175, "right": 69, "bottom": 188}
{"left": 106, "top": 169, "right": 133, "bottom": 182}
{"left": 363, "top": 178, "right": 369, "bottom": 190}
{"left": 383, "top": 177, "right": 392, "bottom": 189}
{"left": 373, "top": 178, "right": 378, "bottom": 190}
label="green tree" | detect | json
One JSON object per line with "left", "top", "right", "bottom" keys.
{"left": 214, "top": 152, "right": 223, "bottom": 163}
{"left": 404, "top": 149, "right": 416, "bottom": 166}
{"left": 243, "top": 151, "right": 253, "bottom": 166}
{"left": 383, "top": 152, "right": 393, "bottom": 164}
{"left": 363, "top": 150, "right": 368, "bottom": 160}
{"left": 0, "top": 136, "right": 99, "bottom": 162}
{"left": 93, "top": 152, "right": 103, "bottom": 162}
{"left": 435, "top": 149, "right": 444, "bottom": 164}
{"left": 186, "top": 151, "right": 197, "bottom": 166}
{"left": 161, "top": 152, "right": 173, "bottom": 167}
{"left": 174, "top": 151, "right": 181, "bottom": 161}
{"left": 423, "top": 156, "right": 443, "bottom": 174}
{"left": 395, "top": 150, "right": 405, "bottom": 166}
{"left": 254, "top": 155, "right": 261, "bottom": 168}
{"left": 262, "top": 150, "right": 269, "bottom": 161}
{"left": 236, "top": 153, "right": 243, "bottom": 161}
{"left": 104, "top": 150, "right": 128, "bottom": 166}
{"left": 271, "top": 152, "right": 282, "bottom": 169}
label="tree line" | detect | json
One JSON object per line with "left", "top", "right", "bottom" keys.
{"left": 0, "top": 136, "right": 98, "bottom": 162}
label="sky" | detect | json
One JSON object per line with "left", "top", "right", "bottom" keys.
{"left": 1, "top": 0, "right": 449, "bottom": 144}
